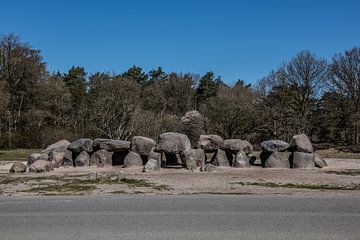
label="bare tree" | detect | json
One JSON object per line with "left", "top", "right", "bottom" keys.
{"left": 331, "top": 47, "right": 360, "bottom": 144}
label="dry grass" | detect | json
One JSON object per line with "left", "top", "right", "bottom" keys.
{"left": 0, "top": 149, "right": 41, "bottom": 161}
{"left": 315, "top": 148, "right": 360, "bottom": 159}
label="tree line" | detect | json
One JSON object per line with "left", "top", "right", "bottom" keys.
{"left": 0, "top": 34, "right": 359, "bottom": 149}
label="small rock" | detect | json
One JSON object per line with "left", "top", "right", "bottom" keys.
{"left": 9, "top": 162, "right": 27, "bottom": 173}
{"left": 314, "top": 154, "right": 327, "bottom": 168}
{"left": 201, "top": 163, "right": 217, "bottom": 172}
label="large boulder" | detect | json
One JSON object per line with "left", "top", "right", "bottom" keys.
{"left": 28, "top": 153, "right": 49, "bottom": 165}
{"left": 90, "top": 149, "right": 112, "bottom": 167}
{"left": 232, "top": 151, "right": 250, "bottom": 168}
{"left": 211, "top": 149, "right": 230, "bottom": 167}
{"left": 124, "top": 151, "right": 143, "bottom": 168}
{"left": 143, "top": 159, "right": 160, "bottom": 172}
{"left": 41, "top": 139, "right": 71, "bottom": 155}
{"left": 314, "top": 154, "right": 327, "bottom": 168}
{"left": 131, "top": 136, "right": 156, "bottom": 157}
{"left": 93, "top": 138, "right": 130, "bottom": 152}
{"left": 198, "top": 135, "right": 224, "bottom": 152}
{"left": 49, "top": 151, "right": 65, "bottom": 168}
{"left": 264, "top": 151, "right": 291, "bottom": 168}
{"left": 260, "top": 140, "right": 289, "bottom": 153}
{"left": 68, "top": 138, "right": 93, "bottom": 153}
{"left": 292, "top": 152, "right": 315, "bottom": 168}
{"left": 74, "top": 151, "right": 90, "bottom": 167}
{"left": 181, "top": 110, "right": 204, "bottom": 146}
{"left": 289, "top": 134, "right": 313, "bottom": 153}
{"left": 9, "top": 162, "right": 27, "bottom": 173}
{"left": 155, "top": 132, "right": 191, "bottom": 154}
{"left": 223, "top": 139, "right": 253, "bottom": 154}
{"left": 29, "top": 160, "right": 52, "bottom": 173}
{"left": 180, "top": 149, "right": 204, "bottom": 170}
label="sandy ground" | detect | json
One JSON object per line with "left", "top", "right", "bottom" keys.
{"left": 1, "top": 158, "right": 360, "bottom": 196}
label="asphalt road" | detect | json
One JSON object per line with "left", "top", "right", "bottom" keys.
{"left": 0, "top": 195, "right": 359, "bottom": 240}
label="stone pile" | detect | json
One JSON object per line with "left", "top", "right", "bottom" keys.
{"left": 260, "top": 134, "right": 327, "bottom": 169}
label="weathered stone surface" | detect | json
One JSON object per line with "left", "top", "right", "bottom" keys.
{"left": 155, "top": 132, "right": 191, "bottom": 154}
{"left": 49, "top": 151, "right": 65, "bottom": 168}
{"left": 314, "top": 154, "right": 327, "bottom": 168}
{"left": 62, "top": 150, "right": 74, "bottom": 167}
{"left": 211, "top": 149, "right": 230, "bottom": 167}
{"left": 290, "top": 134, "right": 313, "bottom": 153}
{"left": 28, "top": 153, "right": 49, "bottom": 165}
{"left": 198, "top": 135, "right": 224, "bottom": 152}
{"left": 41, "top": 139, "right": 71, "bottom": 155}
{"left": 74, "top": 151, "right": 90, "bottom": 167}
{"left": 93, "top": 138, "right": 130, "bottom": 152}
{"left": 232, "top": 151, "right": 250, "bottom": 168}
{"left": 292, "top": 152, "right": 315, "bottom": 168}
{"left": 131, "top": 136, "right": 156, "bottom": 156}
{"left": 260, "top": 140, "right": 289, "bottom": 153}
{"left": 90, "top": 149, "right": 112, "bottom": 167}
{"left": 223, "top": 139, "right": 253, "bottom": 154}
{"left": 264, "top": 151, "right": 291, "bottom": 168}
{"left": 143, "top": 159, "right": 160, "bottom": 172}
{"left": 9, "top": 162, "right": 27, "bottom": 173}
{"left": 29, "top": 160, "right": 52, "bottom": 173}
{"left": 148, "top": 147, "right": 161, "bottom": 162}
{"left": 180, "top": 149, "right": 206, "bottom": 169}
{"left": 124, "top": 151, "right": 143, "bottom": 168}
{"left": 68, "top": 138, "right": 93, "bottom": 153}
{"left": 201, "top": 163, "right": 217, "bottom": 172}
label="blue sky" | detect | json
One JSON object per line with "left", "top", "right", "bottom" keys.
{"left": 1, "top": 0, "right": 359, "bottom": 85}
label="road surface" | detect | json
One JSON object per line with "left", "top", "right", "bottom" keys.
{"left": 0, "top": 195, "right": 359, "bottom": 240}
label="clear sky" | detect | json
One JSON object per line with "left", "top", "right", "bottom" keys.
{"left": 1, "top": 0, "right": 359, "bottom": 85}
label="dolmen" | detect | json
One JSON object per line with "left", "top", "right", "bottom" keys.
{"left": 260, "top": 134, "right": 327, "bottom": 169}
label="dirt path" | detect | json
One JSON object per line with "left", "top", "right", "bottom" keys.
{"left": 1, "top": 158, "right": 360, "bottom": 196}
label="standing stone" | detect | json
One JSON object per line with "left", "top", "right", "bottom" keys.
{"left": 9, "top": 162, "right": 27, "bottom": 173}
{"left": 62, "top": 150, "right": 74, "bottom": 167}
{"left": 198, "top": 135, "right": 224, "bottom": 152}
{"left": 131, "top": 136, "right": 156, "bottom": 157}
{"left": 260, "top": 140, "right": 289, "bottom": 153}
{"left": 155, "top": 132, "right": 191, "bottom": 154}
{"left": 124, "top": 151, "right": 143, "bottom": 168}
{"left": 74, "top": 151, "right": 90, "bottom": 167}
{"left": 314, "top": 154, "right": 327, "bottom": 168}
{"left": 68, "top": 138, "right": 93, "bottom": 153}
{"left": 93, "top": 138, "right": 130, "bottom": 152}
{"left": 148, "top": 147, "right": 161, "bottom": 162}
{"left": 143, "top": 159, "right": 160, "bottom": 172}
{"left": 232, "top": 151, "right": 250, "bottom": 168}
{"left": 289, "top": 134, "right": 313, "bottom": 153}
{"left": 90, "top": 149, "right": 112, "bottom": 167}
{"left": 292, "top": 152, "right": 315, "bottom": 169}
{"left": 180, "top": 149, "right": 199, "bottom": 170}
{"left": 211, "top": 149, "right": 230, "bottom": 166}
{"left": 49, "top": 151, "right": 65, "bottom": 168}
{"left": 223, "top": 139, "right": 253, "bottom": 154}
{"left": 41, "top": 139, "right": 71, "bottom": 155}
{"left": 181, "top": 110, "right": 204, "bottom": 146}
{"left": 264, "top": 151, "right": 291, "bottom": 168}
